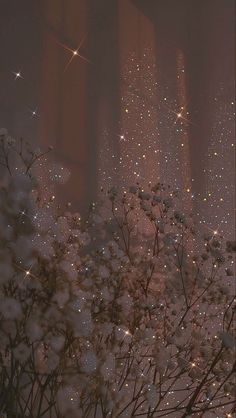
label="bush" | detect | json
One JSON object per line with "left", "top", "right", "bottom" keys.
{"left": 0, "top": 131, "right": 235, "bottom": 417}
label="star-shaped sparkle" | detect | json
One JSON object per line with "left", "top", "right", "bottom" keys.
{"left": 56, "top": 35, "right": 91, "bottom": 72}
{"left": 29, "top": 107, "right": 39, "bottom": 118}
{"left": 59, "top": 36, "right": 91, "bottom": 71}
{"left": 14, "top": 263, "right": 37, "bottom": 280}
{"left": 12, "top": 70, "right": 23, "bottom": 80}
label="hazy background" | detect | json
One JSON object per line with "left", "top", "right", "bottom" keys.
{"left": 0, "top": 0, "right": 235, "bottom": 236}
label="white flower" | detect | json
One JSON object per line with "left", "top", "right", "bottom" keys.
{"left": 44, "top": 306, "right": 62, "bottom": 326}
{"left": 78, "top": 231, "right": 91, "bottom": 246}
{"left": 115, "top": 326, "right": 132, "bottom": 342}
{"left": 46, "top": 351, "right": 60, "bottom": 371}
{"left": 31, "top": 208, "right": 55, "bottom": 232}
{"left": 156, "top": 346, "right": 171, "bottom": 372}
{"left": 142, "top": 327, "right": 156, "bottom": 344}
{"left": 69, "top": 291, "right": 87, "bottom": 312}
{"left": 110, "top": 259, "right": 120, "bottom": 272}
{"left": 93, "top": 213, "right": 103, "bottom": 225}
{"left": 100, "top": 353, "right": 115, "bottom": 380}
{"left": 13, "top": 342, "right": 30, "bottom": 363}
{"left": 53, "top": 216, "right": 71, "bottom": 243}
{"left": 32, "top": 235, "right": 54, "bottom": 259}
{"left": 11, "top": 236, "right": 35, "bottom": 262}
{"left": 0, "top": 298, "right": 22, "bottom": 320}
{"left": 99, "top": 322, "right": 114, "bottom": 338}
{"left": 53, "top": 290, "right": 70, "bottom": 308}
{"left": 60, "top": 260, "right": 78, "bottom": 281}
{"left": 145, "top": 384, "right": 158, "bottom": 408}
{"left": 56, "top": 386, "right": 79, "bottom": 414}
{"left": 80, "top": 350, "right": 97, "bottom": 374}
{"left": 70, "top": 310, "right": 94, "bottom": 337}
{"left": 49, "top": 335, "right": 65, "bottom": 352}
{"left": 99, "top": 265, "right": 110, "bottom": 279}
{"left": 117, "top": 292, "right": 133, "bottom": 311}
{"left": 25, "top": 319, "right": 43, "bottom": 342}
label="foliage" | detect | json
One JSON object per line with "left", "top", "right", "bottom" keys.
{"left": 0, "top": 130, "right": 235, "bottom": 417}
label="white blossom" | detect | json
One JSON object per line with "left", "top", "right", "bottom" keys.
{"left": 0, "top": 298, "right": 22, "bottom": 320}
{"left": 80, "top": 350, "right": 97, "bottom": 374}
{"left": 13, "top": 343, "right": 30, "bottom": 363}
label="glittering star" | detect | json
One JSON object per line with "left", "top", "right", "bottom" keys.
{"left": 12, "top": 70, "right": 23, "bottom": 80}
{"left": 19, "top": 209, "right": 27, "bottom": 218}
{"left": 56, "top": 34, "right": 91, "bottom": 72}
{"left": 30, "top": 108, "right": 39, "bottom": 118}
{"left": 21, "top": 265, "right": 34, "bottom": 279}
{"left": 118, "top": 134, "right": 126, "bottom": 141}
{"left": 203, "top": 224, "right": 223, "bottom": 238}
{"left": 173, "top": 107, "right": 191, "bottom": 125}
{"left": 118, "top": 327, "right": 132, "bottom": 337}
{"left": 14, "top": 263, "right": 37, "bottom": 280}
{"left": 164, "top": 103, "right": 195, "bottom": 126}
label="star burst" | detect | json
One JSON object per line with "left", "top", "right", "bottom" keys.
{"left": 164, "top": 103, "right": 195, "bottom": 126}
{"left": 12, "top": 70, "right": 23, "bottom": 80}
{"left": 14, "top": 263, "right": 37, "bottom": 281}
{"left": 56, "top": 35, "right": 91, "bottom": 72}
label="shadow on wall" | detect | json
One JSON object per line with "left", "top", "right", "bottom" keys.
{"left": 39, "top": 0, "right": 121, "bottom": 213}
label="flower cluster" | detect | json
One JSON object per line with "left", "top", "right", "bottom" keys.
{"left": 0, "top": 132, "right": 235, "bottom": 417}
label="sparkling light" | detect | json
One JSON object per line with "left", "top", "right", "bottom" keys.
{"left": 12, "top": 70, "right": 23, "bottom": 80}
{"left": 30, "top": 108, "right": 39, "bottom": 118}
{"left": 55, "top": 34, "right": 91, "bottom": 72}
